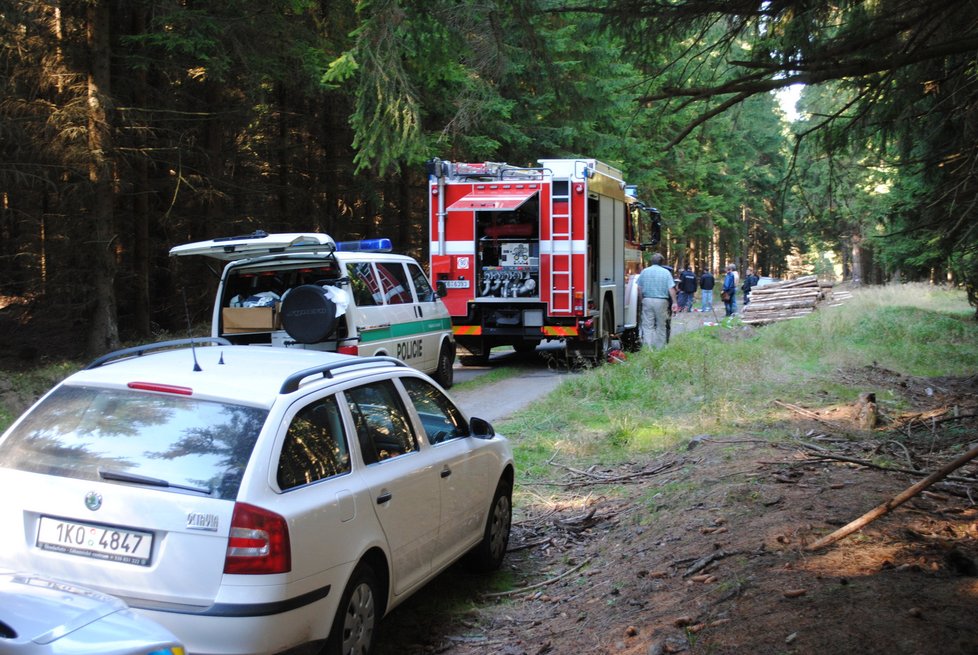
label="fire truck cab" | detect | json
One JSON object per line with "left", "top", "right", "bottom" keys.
{"left": 428, "top": 158, "right": 660, "bottom": 364}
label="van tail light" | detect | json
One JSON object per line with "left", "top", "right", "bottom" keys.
{"left": 224, "top": 503, "right": 291, "bottom": 574}
{"left": 337, "top": 344, "right": 359, "bottom": 356}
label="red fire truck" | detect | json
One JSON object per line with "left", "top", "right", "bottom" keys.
{"left": 427, "top": 158, "right": 661, "bottom": 364}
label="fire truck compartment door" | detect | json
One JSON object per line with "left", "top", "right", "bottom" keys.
{"left": 446, "top": 187, "right": 538, "bottom": 211}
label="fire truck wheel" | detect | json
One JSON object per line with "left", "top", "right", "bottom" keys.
{"left": 433, "top": 341, "right": 455, "bottom": 389}
{"left": 459, "top": 354, "right": 489, "bottom": 367}
{"left": 281, "top": 285, "right": 339, "bottom": 344}
{"left": 600, "top": 303, "right": 615, "bottom": 354}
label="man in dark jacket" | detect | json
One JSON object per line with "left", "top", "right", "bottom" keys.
{"left": 699, "top": 269, "right": 715, "bottom": 311}
{"left": 722, "top": 263, "right": 737, "bottom": 316}
{"left": 677, "top": 265, "right": 697, "bottom": 312}
{"left": 742, "top": 267, "right": 759, "bottom": 306}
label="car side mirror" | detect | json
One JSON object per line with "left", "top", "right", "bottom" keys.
{"left": 469, "top": 416, "right": 495, "bottom": 439}
{"left": 436, "top": 281, "right": 448, "bottom": 298}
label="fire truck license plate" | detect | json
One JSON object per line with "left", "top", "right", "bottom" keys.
{"left": 444, "top": 280, "right": 470, "bottom": 288}
{"left": 37, "top": 516, "right": 153, "bottom": 566}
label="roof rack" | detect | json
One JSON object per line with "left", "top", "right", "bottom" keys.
{"left": 84, "top": 338, "right": 232, "bottom": 370}
{"left": 279, "top": 356, "right": 407, "bottom": 394}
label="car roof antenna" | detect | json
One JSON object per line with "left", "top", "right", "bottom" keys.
{"left": 183, "top": 290, "right": 203, "bottom": 372}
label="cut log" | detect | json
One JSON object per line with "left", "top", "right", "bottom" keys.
{"left": 739, "top": 275, "right": 833, "bottom": 325}
{"left": 745, "top": 299, "right": 821, "bottom": 311}
{"left": 748, "top": 289, "right": 821, "bottom": 300}
{"left": 807, "top": 442, "right": 978, "bottom": 551}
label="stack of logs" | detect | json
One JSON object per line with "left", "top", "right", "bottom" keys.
{"left": 740, "top": 275, "right": 834, "bottom": 325}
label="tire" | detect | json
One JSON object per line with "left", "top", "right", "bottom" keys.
{"left": 323, "top": 563, "right": 380, "bottom": 655}
{"left": 281, "top": 285, "right": 338, "bottom": 344}
{"left": 600, "top": 303, "right": 615, "bottom": 356}
{"left": 466, "top": 478, "right": 512, "bottom": 573}
{"left": 433, "top": 341, "right": 455, "bottom": 389}
{"left": 459, "top": 354, "right": 489, "bottom": 367}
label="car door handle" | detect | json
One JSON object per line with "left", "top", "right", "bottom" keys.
{"left": 376, "top": 491, "right": 392, "bottom": 504}
{"left": 440, "top": 466, "right": 452, "bottom": 478}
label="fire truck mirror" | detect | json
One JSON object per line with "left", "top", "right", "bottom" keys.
{"left": 645, "top": 217, "right": 662, "bottom": 248}
{"left": 436, "top": 281, "right": 448, "bottom": 298}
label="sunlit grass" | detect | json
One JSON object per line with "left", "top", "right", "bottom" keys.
{"left": 502, "top": 284, "right": 978, "bottom": 491}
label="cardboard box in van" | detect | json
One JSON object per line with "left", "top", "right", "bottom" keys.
{"left": 222, "top": 306, "right": 279, "bottom": 333}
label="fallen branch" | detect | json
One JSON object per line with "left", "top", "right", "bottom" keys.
{"left": 807, "top": 440, "right": 978, "bottom": 551}
{"left": 507, "top": 537, "right": 553, "bottom": 552}
{"left": 926, "top": 412, "right": 978, "bottom": 427}
{"left": 555, "top": 507, "right": 599, "bottom": 531}
{"left": 797, "top": 445, "right": 976, "bottom": 483}
{"left": 482, "top": 557, "right": 593, "bottom": 598}
{"left": 682, "top": 550, "right": 741, "bottom": 577}
{"left": 546, "top": 460, "right": 678, "bottom": 487}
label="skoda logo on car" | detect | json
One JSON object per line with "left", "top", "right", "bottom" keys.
{"left": 84, "top": 491, "right": 102, "bottom": 511}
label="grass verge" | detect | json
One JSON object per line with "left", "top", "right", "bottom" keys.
{"left": 502, "top": 284, "right": 978, "bottom": 482}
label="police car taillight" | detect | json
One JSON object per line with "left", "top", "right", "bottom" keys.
{"left": 335, "top": 238, "right": 392, "bottom": 252}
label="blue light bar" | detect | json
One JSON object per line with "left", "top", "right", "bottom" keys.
{"left": 335, "top": 238, "right": 393, "bottom": 253}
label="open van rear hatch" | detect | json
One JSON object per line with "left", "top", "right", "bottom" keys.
{"left": 169, "top": 231, "right": 336, "bottom": 261}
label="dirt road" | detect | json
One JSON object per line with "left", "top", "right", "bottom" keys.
{"left": 449, "top": 348, "right": 568, "bottom": 423}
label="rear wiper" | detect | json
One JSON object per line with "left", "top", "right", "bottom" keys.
{"left": 99, "top": 468, "right": 212, "bottom": 495}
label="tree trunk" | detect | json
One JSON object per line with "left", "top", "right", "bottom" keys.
{"left": 131, "top": 5, "right": 151, "bottom": 338}
{"left": 741, "top": 204, "right": 750, "bottom": 273}
{"left": 86, "top": 0, "right": 120, "bottom": 355}
{"left": 849, "top": 233, "right": 863, "bottom": 285}
{"left": 277, "top": 81, "right": 290, "bottom": 229}
{"left": 398, "top": 162, "right": 413, "bottom": 255}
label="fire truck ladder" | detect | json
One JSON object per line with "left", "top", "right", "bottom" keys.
{"left": 549, "top": 183, "right": 572, "bottom": 313}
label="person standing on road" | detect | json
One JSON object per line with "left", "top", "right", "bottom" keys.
{"left": 699, "top": 269, "right": 715, "bottom": 311}
{"left": 742, "top": 267, "right": 759, "bottom": 306}
{"left": 722, "top": 263, "right": 738, "bottom": 317}
{"left": 637, "top": 253, "right": 679, "bottom": 349}
{"left": 678, "top": 265, "right": 697, "bottom": 312}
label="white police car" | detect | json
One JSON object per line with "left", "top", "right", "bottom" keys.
{"left": 0, "top": 339, "right": 513, "bottom": 655}
{"left": 170, "top": 232, "right": 457, "bottom": 388}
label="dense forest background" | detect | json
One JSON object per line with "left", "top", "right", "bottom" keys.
{"left": 1, "top": 0, "right": 976, "bottom": 356}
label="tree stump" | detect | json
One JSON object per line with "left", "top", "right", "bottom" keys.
{"left": 857, "top": 392, "right": 877, "bottom": 429}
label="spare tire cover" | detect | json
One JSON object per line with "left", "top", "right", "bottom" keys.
{"left": 281, "top": 285, "right": 339, "bottom": 344}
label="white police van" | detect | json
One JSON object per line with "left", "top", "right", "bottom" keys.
{"left": 170, "top": 231, "right": 457, "bottom": 387}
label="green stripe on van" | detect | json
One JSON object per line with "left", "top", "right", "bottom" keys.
{"left": 358, "top": 317, "right": 452, "bottom": 343}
